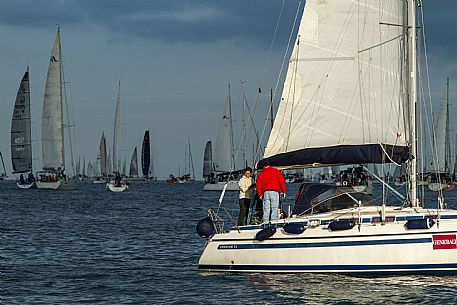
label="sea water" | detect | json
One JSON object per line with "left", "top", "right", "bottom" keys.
{"left": 2, "top": 180, "right": 457, "bottom": 304}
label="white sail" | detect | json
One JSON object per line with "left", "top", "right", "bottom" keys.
{"left": 213, "top": 90, "right": 234, "bottom": 172}
{"left": 129, "top": 146, "right": 138, "bottom": 177}
{"left": 112, "top": 81, "right": 121, "bottom": 172}
{"left": 76, "top": 157, "right": 81, "bottom": 176}
{"left": 98, "top": 133, "right": 107, "bottom": 176}
{"left": 11, "top": 68, "right": 32, "bottom": 173}
{"left": 203, "top": 140, "right": 213, "bottom": 177}
{"left": 263, "top": 1, "right": 407, "bottom": 168}
{"left": 42, "top": 29, "right": 64, "bottom": 169}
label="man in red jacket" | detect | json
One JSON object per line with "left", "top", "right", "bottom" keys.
{"left": 256, "top": 163, "right": 286, "bottom": 223}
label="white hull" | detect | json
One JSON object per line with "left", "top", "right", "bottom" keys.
{"left": 93, "top": 179, "right": 107, "bottom": 184}
{"left": 36, "top": 179, "right": 75, "bottom": 190}
{"left": 106, "top": 181, "right": 128, "bottom": 192}
{"left": 203, "top": 180, "right": 239, "bottom": 191}
{"left": 16, "top": 182, "right": 36, "bottom": 189}
{"left": 199, "top": 207, "right": 457, "bottom": 274}
{"left": 178, "top": 179, "right": 194, "bottom": 184}
{"left": 428, "top": 182, "right": 455, "bottom": 192}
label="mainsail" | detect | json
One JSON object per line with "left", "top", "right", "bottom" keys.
{"left": 112, "top": 81, "right": 121, "bottom": 172}
{"left": 213, "top": 88, "right": 234, "bottom": 172}
{"left": 42, "top": 29, "right": 64, "bottom": 169}
{"left": 260, "top": 1, "right": 409, "bottom": 169}
{"left": 11, "top": 68, "right": 32, "bottom": 173}
{"left": 129, "top": 146, "right": 138, "bottom": 177}
{"left": 203, "top": 140, "right": 213, "bottom": 177}
{"left": 141, "top": 130, "right": 151, "bottom": 178}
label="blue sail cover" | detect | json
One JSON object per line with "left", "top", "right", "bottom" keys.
{"left": 258, "top": 144, "right": 409, "bottom": 169}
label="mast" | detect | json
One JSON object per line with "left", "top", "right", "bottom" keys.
{"left": 228, "top": 83, "right": 235, "bottom": 171}
{"left": 112, "top": 81, "right": 121, "bottom": 173}
{"left": 454, "top": 133, "right": 457, "bottom": 180}
{"left": 188, "top": 137, "right": 195, "bottom": 179}
{"left": 408, "top": 0, "right": 418, "bottom": 207}
{"left": 241, "top": 81, "right": 248, "bottom": 167}
{"left": 59, "top": 27, "right": 65, "bottom": 170}
{"left": 445, "top": 77, "right": 451, "bottom": 175}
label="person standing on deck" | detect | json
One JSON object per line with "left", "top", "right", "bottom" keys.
{"left": 238, "top": 167, "right": 254, "bottom": 226}
{"left": 256, "top": 163, "right": 286, "bottom": 223}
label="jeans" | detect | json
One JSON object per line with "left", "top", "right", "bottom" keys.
{"left": 262, "top": 191, "right": 280, "bottom": 223}
{"left": 238, "top": 198, "right": 251, "bottom": 226}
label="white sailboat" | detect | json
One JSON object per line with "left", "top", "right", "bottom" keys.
{"left": 178, "top": 138, "right": 196, "bottom": 183}
{"left": 107, "top": 82, "right": 128, "bottom": 192}
{"left": 11, "top": 67, "right": 36, "bottom": 189}
{"left": 93, "top": 132, "right": 108, "bottom": 183}
{"left": 197, "top": 1, "right": 457, "bottom": 274}
{"left": 204, "top": 86, "right": 240, "bottom": 191}
{"left": 36, "top": 28, "right": 75, "bottom": 190}
{"left": 428, "top": 78, "right": 454, "bottom": 192}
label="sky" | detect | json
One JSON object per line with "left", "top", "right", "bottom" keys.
{"left": 0, "top": 0, "right": 456, "bottom": 179}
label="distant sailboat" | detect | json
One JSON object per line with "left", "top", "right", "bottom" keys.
{"left": 94, "top": 132, "right": 108, "bottom": 183}
{"left": 203, "top": 140, "right": 213, "bottom": 179}
{"left": 11, "top": 67, "right": 35, "bottom": 188}
{"left": 178, "top": 138, "right": 195, "bottom": 183}
{"left": 129, "top": 146, "right": 139, "bottom": 178}
{"left": 76, "top": 157, "right": 81, "bottom": 180}
{"left": 82, "top": 156, "right": 86, "bottom": 178}
{"left": 107, "top": 82, "right": 128, "bottom": 192}
{"left": 203, "top": 86, "right": 240, "bottom": 191}
{"left": 36, "top": 28, "right": 75, "bottom": 190}
{"left": 428, "top": 78, "right": 454, "bottom": 192}
{"left": 141, "top": 130, "right": 151, "bottom": 179}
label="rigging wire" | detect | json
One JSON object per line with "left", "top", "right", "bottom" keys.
{"left": 255, "top": 1, "right": 302, "bottom": 165}
{"left": 418, "top": 2, "right": 445, "bottom": 202}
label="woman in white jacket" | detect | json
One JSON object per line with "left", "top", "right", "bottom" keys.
{"left": 238, "top": 167, "right": 254, "bottom": 226}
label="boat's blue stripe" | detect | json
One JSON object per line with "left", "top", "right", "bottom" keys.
{"left": 217, "top": 237, "right": 431, "bottom": 250}
{"left": 199, "top": 263, "right": 457, "bottom": 272}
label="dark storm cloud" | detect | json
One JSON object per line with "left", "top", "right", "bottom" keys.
{"left": 0, "top": 0, "right": 302, "bottom": 45}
